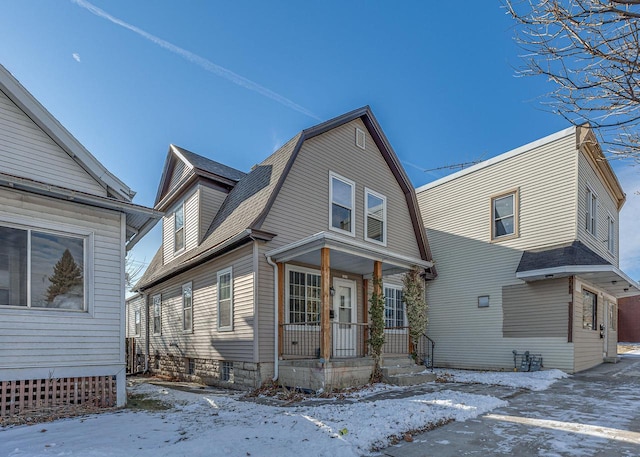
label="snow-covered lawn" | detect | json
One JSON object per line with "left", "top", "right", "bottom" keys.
{"left": 0, "top": 369, "right": 567, "bottom": 457}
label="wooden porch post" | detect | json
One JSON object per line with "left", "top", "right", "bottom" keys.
{"left": 320, "top": 247, "right": 331, "bottom": 361}
{"left": 278, "top": 262, "right": 285, "bottom": 358}
{"left": 373, "top": 261, "right": 382, "bottom": 294}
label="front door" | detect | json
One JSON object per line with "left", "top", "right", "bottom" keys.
{"left": 332, "top": 278, "right": 357, "bottom": 357}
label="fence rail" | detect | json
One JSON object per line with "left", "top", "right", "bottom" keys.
{"left": 281, "top": 322, "right": 430, "bottom": 359}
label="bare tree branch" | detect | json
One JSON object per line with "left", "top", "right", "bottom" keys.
{"left": 505, "top": 0, "right": 640, "bottom": 160}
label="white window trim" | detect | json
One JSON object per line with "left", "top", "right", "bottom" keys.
{"left": 364, "top": 188, "right": 387, "bottom": 246}
{"left": 0, "top": 216, "right": 94, "bottom": 314}
{"left": 329, "top": 171, "right": 356, "bottom": 237}
{"left": 585, "top": 185, "right": 598, "bottom": 238}
{"left": 152, "top": 294, "right": 162, "bottom": 336}
{"left": 607, "top": 212, "right": 615, "bottom": 254}
{"left": 174, "top": 203, "right": 185, "bottom": 254}
{"left": 285, "top": 264, "right": 321, "bottom": 330}
{"left": 217, "top": 267, "right": 234, "bottom": 332}
{"left": 182, "top": 282, "right": 193, "bottom": 333}
{"left": 383, "top": 284, "right": 407, "bottom": 334}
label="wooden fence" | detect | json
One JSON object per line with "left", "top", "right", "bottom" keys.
{"left": 0, "top": 376, "right": 116, "bottom": 417}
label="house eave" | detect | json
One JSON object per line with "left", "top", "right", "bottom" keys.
{"left": 516, "top": 265, "right": 640, "bottom": 298}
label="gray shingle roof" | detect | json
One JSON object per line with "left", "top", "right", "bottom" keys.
{"left": 172, "top": 145, "right": 246, "bottom": 182}
{"left": 516, "top": 240, "right": 611, "bottom": 273}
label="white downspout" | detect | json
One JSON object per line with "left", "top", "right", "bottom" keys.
{"left": 266, "top": 255, "right": 279, "bottom": 382}
{"left": 144, "top": 292, "right": 150, "bottom": 373}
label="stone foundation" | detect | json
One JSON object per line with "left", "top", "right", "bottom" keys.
{"left": 149, "top": 353, "right": 273, "bottom": 390}
{"left": 278, "top": 358, "right": 374, "bottom": 392}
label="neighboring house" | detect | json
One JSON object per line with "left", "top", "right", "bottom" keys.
{"left": 0, "top": 64, "right": 160, "bottom": 417}
{"left": 130, "top": 107, "right": 435, "bottom": 391}
{"left": 618, "top": 295, "right": 640, "bottom": 342}
{"left": 417, "top": 125, "right": 639, "bottom": 373}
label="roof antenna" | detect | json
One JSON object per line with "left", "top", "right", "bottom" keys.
{"left": 423, "top": 153, "right": 486, "bottom": 173}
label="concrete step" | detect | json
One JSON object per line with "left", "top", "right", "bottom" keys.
{"left": 385, "top": 371, "right": 437, "bottom": 386}
{"left": 382, "top": 364, "right": 424, "bottom": 377}
{"left": 381, "top": 356, "right": 416, "bottom": 368}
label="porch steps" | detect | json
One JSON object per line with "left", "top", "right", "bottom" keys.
{"left": 381, "top": 356, "right": 436, "bottom": 386}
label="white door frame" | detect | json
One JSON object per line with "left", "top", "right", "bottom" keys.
{"left": 332, "top": 278, "right": 357, "bottom": 357}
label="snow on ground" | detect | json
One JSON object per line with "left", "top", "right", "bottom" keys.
{"left": 0, "top": 370, "right": 566, "bottom": 457}
{"left": 433, "top": 368, "right": 568, "bottom": 391}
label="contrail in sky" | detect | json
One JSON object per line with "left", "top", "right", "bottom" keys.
{"left": 71, "top": 0, "right": 320, "bottom": 120}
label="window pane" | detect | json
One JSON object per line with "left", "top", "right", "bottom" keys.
{"left": 175, "top": 206, "right": 184, "bottom": 230}
{"left": 184, "top": 308, "right": 192, "bottom": 331}
{"left": 219, "top": 273, "right": 231, "bottom": 300}
{"left": 582, "top": 290, "right": 596, "bottom": 330}
{"left": 219, "top": 299, "right": 231, "bottom": 328}
{"left": 332, "top": 204, "right": 352, "bottom": 231}
{"left": 31, "top": 231, "right": 84, "bottom": 310}
{"left": 367, "top": 194, "right": 384, "bottom": 219}
{"left": 494, "top": 195, "right": 513, "bottom": 219}
{"left": 175, "top": 228, "right": 185, "bottom": 251}
{"left": 332, "top": 178, "right": 352, "bottom": 208}
{"left": 495, "top": 216, "right": 514, "bottom": 237}
{"left": 0, "top": 226, "right": 27, "bottom": 306}
{"left": 367, "top": 217, "right": 383, "bottom": 241}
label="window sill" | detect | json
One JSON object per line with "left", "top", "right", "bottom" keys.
{"left": 328, "top": 225, "right": 356, "bottom": 238}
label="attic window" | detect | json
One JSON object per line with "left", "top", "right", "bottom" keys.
{"left": 355, "top": 128, "right": 366, "bottom": 150}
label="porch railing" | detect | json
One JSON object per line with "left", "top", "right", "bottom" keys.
{"left": 281, "top": 322, "right": 428, "bottom": 359}
{"left": 416, "top": 333, "right": 435, "bottom": 368}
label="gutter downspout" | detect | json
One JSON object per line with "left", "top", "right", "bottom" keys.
{"left": 144, "top": 292, "right": 150, "bottom": 373}
{"left": 266, "top": 255, "right": 279, "bottom": 382}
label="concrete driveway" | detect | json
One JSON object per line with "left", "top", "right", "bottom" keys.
{"left": 383, "top": 353, "right": 640, "bottom": 457}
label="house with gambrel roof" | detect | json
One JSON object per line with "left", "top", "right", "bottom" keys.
{"left": 129, "top": 107, "right": 436, "bottom": 390}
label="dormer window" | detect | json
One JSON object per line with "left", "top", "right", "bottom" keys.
{"left": 174, "top": 203, "right": 185, "bottom": 252}
{"left": 329, "top": 172, "right": 355, "bottom": 236}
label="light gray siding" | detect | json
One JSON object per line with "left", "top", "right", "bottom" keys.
{"left": 126, "top": 294, "right": 146, "bottom": 341}
{"left": 168, "top": 159, "right": 190, "bottom": 191}
{"left": 162, "top": 189, "right": 198, "bottom": 264}
{"left": 0, "top": 89, "right": 106, "bottom": 197}
{"left": 145, "top": 244, "right": 255, "bottom": 363}
{"left": 576, "top": 149, "right": 619, "bottom": 265}
{"left": 503, "top": 278, "right": 570, "bottom": 338}
{"left": 0, "top": 189, "right": 124, "bottom": 377}
{"left": 199, "top": 185, "right": 227, "bottom": 243}
{"left": 257, "top": 244, "right": 275, "bottom": 363}
{"left": 261, "top": 118, "right": 421, "bottom": 259}
{"left": 417, "top": 132, "right": 580, "bottom": 371}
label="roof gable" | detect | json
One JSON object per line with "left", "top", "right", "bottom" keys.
{"left": 0, "top": 64, "right": 133, "bottom": 201}
{"left": 154, "top": 144, "right": 245, "bottom": 208}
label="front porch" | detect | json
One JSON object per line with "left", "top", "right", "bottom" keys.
{"left": 266, "top": 231, "right": 434, "bottom": 390}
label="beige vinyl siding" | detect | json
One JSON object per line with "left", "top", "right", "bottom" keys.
{"left": 417, "top": 133, "right": 579, "bottom": 371}
{"left": 261, "top": 119, "right": 421, "bottom": 259}
{"left": 0, "top": 89, "right": 106, "bottom": 197}
{"left": 162, "top": 189, "right": 198, "bottom": 264}
{"left": 168, "top": 159, "right": 190, "bottom": 191}
{"left": 572, "top": 276, "right": 613, "bottom": 372}
{"left": 0, "top": 189, "right": 124, "bottom": 374}
{"left": 257, "top": 245, "right": 275, "bottom": 363}
{"left": 146, "top": 244, "right": 255, "bottom": 363}
{"left": 576, "top": 150, "right": 619, "bottom": 265}
{"left": 502, "top": 278, "right": 570, "bottom": 338}
{"left": 199, "top": 185, "right": 227, "bottom": 243}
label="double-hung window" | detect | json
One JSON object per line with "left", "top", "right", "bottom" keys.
{"left": 365, "top": 188, "right": 386, "bottom": 245}
{"left": 585, "top": 187, "right": 597, "bottom": 236}
{"left": 152, "top": 294, "right": 162, "bottom": 335}
{"left": 217, "top": 267, "right": 233, "bottom": 331}
{"left": 607, "top": 214, "right": 615, "bottom": 254}
{"left": 582, "top": 289, "right": 597, "bottom": 330}
{"left": 174, "top": 204, "right": 185, "bottom": 252}
{"left": 491, "top": 190, "right": 518, "bottom": 240}
{"left": 287, "top": 267, "right": 321, "bottom": 324}
{"left": 329, "top": 172, "right": 355, "bottom": 236}
{"left": 384, "top": 286, "right": 406, "bottom": 329}
{"left": 182, "top": 282, "right": 193, "bottom": 332}
{"left": 0, "top": 223, "right": 87, "bottom": 311}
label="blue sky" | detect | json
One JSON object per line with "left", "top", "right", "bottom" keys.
{"left": 1, "top": 1, "right": 638, "bottom": 280}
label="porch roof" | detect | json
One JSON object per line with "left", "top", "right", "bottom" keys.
{"left": 265, "top": 231, "right": 433, "bottom": 276}
{"left": 515, "top": 241, "right": 639, "bottom": 298}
